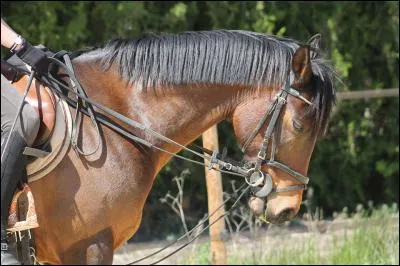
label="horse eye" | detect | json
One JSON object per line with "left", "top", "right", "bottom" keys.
{"left": 292, "top": 119, "right": 304, "bottom": 132}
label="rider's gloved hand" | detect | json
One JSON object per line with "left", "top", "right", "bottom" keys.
{"left": 15, "top": 40, "right": 50, "bottom": 75}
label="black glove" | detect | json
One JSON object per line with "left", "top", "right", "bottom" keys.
{"left": 15, "top": 40, "right": 50, "bottom": 75}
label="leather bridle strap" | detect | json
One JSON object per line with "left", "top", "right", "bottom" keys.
{"left": 241, "top": 83, "right": 312, "bottom": 155}
{"left": 273, "top": 184, "right": 307, "bottom": 193}
{"left": 241, "top": 79, "right": 312, "bottom": 197}
{"left": 253, "top": 89, "right": 288, "bottom": 171}
{"left": 240, "top": 96, "right": 278, "bottom": 153}
{"left": 262, "top": 160, "right": 309, "bottom": 184}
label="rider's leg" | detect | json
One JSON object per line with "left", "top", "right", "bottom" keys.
{"left": 1, "top": 74, "right": 40, "bottom": 265}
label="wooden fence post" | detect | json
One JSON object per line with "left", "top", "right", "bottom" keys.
{"left": 202, "top": 125, "right": 227, "bottom": 265}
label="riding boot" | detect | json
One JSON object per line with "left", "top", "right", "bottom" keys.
{"left": 1, "top": 227, "right": 20, "bottom": 266}
{"left": 1, "top": 131, "right": 27, "bottom": 265}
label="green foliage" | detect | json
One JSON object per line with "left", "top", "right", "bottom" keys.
{"left": 1, "top": 1, "right": 398, "bottom": 241}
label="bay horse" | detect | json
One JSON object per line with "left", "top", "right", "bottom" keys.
{"left": 20, "top": 30, "right": 335, "bottom": 264}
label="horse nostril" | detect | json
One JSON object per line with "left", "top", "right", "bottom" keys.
{"left": 276, "top": 208, "right": 295, "bottom": 222}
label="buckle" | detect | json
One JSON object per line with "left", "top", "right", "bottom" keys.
{"left": 1, "top": 243, "right": 8, "bottom": 251}
{"left": 208, "top": 150, "right": 219, "bottom": 170}
{"left": 277, "top": 95, "right": 287, "bottom": 104}
{"left": 245, "top": 169, "right": 264, "bottom": 187}
{"left": 257, "top": 151, "right": 266, "bottom": 160}
{"left": 224, "top": 163, "right": 232, "bottom": 171}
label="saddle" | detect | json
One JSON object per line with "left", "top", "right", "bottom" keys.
{"left": 2, "top": 54, "right": 73, "bottom": 232}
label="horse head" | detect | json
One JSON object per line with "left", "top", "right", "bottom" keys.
{"left": 231, "top": 39, "right": 335, "bottom": 224}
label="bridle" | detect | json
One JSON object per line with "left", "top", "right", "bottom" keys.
{"left": 238, "top": 77, "right": 312, "bottom": 198}
{"left": 38, "top": 52, "right": 312, "bottom": 200}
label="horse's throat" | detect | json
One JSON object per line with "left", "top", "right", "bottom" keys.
{"left": 145, "top": 86, "right": 239, "bottom": 170}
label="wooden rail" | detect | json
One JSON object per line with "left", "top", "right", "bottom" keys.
{"left": 337, "top": 88, "right": 399, "bottom": 100}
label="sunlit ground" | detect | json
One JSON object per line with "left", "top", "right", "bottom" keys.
{"left": 114, "top": 203, "right": 399, "bottom": 265}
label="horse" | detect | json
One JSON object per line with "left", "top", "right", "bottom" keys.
{"left": 14, "top": 30, "right": 335, "bottom": 264}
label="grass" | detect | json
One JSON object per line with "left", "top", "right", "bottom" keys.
{"left": 328, "top": 204, "right": 399, "bottom": 265}
{"left": 329, "top": 226, "right": 398, "bottom": 265}
{"left": 178, "top": 203, "right": 399, "bottom": 265}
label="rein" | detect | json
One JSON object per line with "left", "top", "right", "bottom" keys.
{"left": 41, "top": 54, "right": 251, "bottom": 180}
{"left": 128, "top": 183, "right": 250, "bottom": 265}
{"left": 39, "top": 52, "right": 312, "bottom": 198}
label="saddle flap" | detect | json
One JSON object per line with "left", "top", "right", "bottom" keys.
{"left": 26, "top": 96, "right": 72, "bottom": 182}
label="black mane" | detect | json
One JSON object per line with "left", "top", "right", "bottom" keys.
{"left": 77, "top": 29, "right": 336, "bottom": 136}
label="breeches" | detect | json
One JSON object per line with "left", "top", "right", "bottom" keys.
{"left": 1, "top": 74, "right": 40, "bottom": 148}
{"left": 1, "top": 74, "right": 40, "bottom": 219}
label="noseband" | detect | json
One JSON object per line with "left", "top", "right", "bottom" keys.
{"left": 240, "top": 78, "right": 312, "bottom": 198}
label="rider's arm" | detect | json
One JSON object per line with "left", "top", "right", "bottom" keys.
{"left": 1, "top": 18, "right": 24, "bottom": 52}
{"left": 1, "top": 19, "right": 55, "bottom": 140}
{"left": 1, "top": 18, "right": 49, "bottom": 74}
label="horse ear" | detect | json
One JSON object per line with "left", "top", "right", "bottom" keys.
{"left": 292, "top": 45, "right": 312, "bottom": 87}
{"left": 307, "top": 33, "right": 321, "bottom": 59}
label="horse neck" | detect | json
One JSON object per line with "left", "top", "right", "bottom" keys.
{"left": 72, "top": 59, "right": 254, "bottom": 172}
{"left": 141, "top": 84, "right": 247, "bottom": 169}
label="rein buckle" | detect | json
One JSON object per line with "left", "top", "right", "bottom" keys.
{"left": 257, "top": 150, "right": 266, "bottom": 161}
{"left": 245, "top": 169, "right": 264, "bottom": 187}
{"left": 208, "top": 150, "right": 219, "bottom": 170}
{"left": 224, "top": 163, "right": 233, "bottom": 170}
